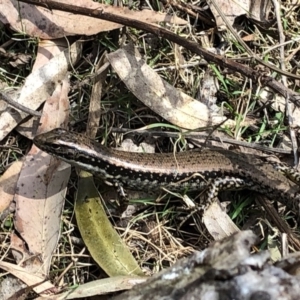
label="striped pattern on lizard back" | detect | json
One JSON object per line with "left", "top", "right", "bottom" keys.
{"left": 33, "top": 129, "right": 300, "bottom": 215}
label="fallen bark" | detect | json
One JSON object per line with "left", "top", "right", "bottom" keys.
{"left": 113, "top": 231, "right": 300, "bottom": 300}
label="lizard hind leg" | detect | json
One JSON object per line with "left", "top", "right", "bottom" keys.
{"left": 204, "top": 176, "right": 255, "bottom": 209}
{"left": 178, "top": 176, "right": 254, "bottom": 229}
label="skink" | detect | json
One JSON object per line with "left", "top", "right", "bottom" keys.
{"left": 33, "top": 128, "right": 300, "bottom": 216}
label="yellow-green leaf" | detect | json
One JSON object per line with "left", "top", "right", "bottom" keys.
{"left": 75, "top": 171, "right": 144, "bottom": 277}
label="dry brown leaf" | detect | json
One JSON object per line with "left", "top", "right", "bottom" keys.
{"left": 209, "top": 0, "right": 248, "bottom": 28}
{"left": 10, "top": 232, "right": 29, "bottom": 263}
{"left": 0, "top": 41, "right": 81, "bottom": 141}
{"left": 119, "top": 139, "right": 155, "bottom": 154}
{"left": 0, "top": 0, "right": 186, "bottom": 39}
{"left": 203, "top": 201, "right": 239, "bottom": 240}
{"left": 174, "top": 44, "right": 188, "bottom": 84}
{"left": 15, "top": 39, "right": 72, "bottom": 136}
{"left": 0, "top": 161, "right": 23, "bottom": 213}
{"left": 0, "top": 261, "right": 55, "bottom": 295}
{"left": 107, "top": 48, "right": 234, "bottom": 130}
{"left": 13, "top": 78, "right": 70, "bottom": 282}
{"left": 8, "top": 53, "right": 31, "bottom": 68}
{"left": 34, "top": 276, "right": 146, "bottom": 300}
{"left": 86, "top": 53, "right": 108, "bottom": 138}
{"left": 33, "top": 39, "right": 70, "bottom": 71}
{"left": 6, "top": 280, "right": 51, "bottom": 300}
{"left": 199, "top": 69, "right": 219, "bottom": 113}
{"left": 249, "top": 0, "right": 272, "bottom": 22}
{"left": 209, "top": 0, "right": 273, "bottom": 28}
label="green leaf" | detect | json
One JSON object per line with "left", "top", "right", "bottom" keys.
{"left": 75, "top": 171, "right": 144, "bottom": 277}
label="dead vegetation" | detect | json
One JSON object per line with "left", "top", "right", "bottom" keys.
{"left": 0, "top": 0, "right": 300, "bottom": 299}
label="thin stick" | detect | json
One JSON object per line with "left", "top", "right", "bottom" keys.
{"left": 0, "top": 91, "right": 41, "bottom": 117}
{"left": 18, "top": 0, "right": 300, "bottom": 105}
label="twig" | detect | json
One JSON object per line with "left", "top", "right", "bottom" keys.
{"left": 0, "top": 91, "right": 41, "bottom": 117}
{"left": 18, "top": 0, "right": 300, "bottom": 105}
{"left": 207, "top": 0, "right": 299, "bottom": 80}
{"left": 273, "top": 0, "right": 298, "bottom": 166}
{"left": 160, "top": 0, "right": 215, "bottom": 26}
{"left": 209, "top": 0, "right": 299, "bottom": 166}
{"left": 257, "top": 195, "right": 300, "bottom": 252}
{"left": 111, "top": 127, "right": 293, "bottom": 155}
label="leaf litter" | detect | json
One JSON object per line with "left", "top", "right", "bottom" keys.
{"left": 0, "top": 0, "right": 300, "bottom": 298}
